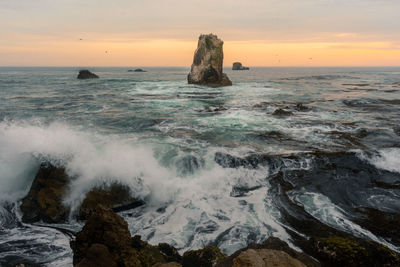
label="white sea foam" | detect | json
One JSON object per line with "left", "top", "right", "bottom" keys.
{"left": 288, "top": 190, "right": 399, "bottom": 252}
{"left": 358, "top": 148, "right": 400, "bottom": 173}
{"left": 0, "top": 119, "right": 292, "bottom": 254}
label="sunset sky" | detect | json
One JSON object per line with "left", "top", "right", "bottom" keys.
{"left": 1, "top": 0, "right": 400, "bottom": 66}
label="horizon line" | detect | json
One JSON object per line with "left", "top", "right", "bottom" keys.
{"left": 1, "top": 65, "right": 400, "bottom": 68}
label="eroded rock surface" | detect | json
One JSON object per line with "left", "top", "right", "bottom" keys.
{"left": 188, "top": 34, "right": 232, "bottom": 87}
{"left": 71, "top": 205, "right": 179, "bottom": 267}
{"left": 20, "top": 163, "right": 70, "bottom": 223}
{"left": 232, "top": 62, "right": 249, "bottom": 70}
{"left": 232, "top": 249, "right": 305, "bottom": 267}
{"left": 79, "top": 183, "right": 143, "bottom": 220}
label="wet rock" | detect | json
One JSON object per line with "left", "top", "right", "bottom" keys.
{"left": 79, "top": 183, "right": 143, "bottom": 220}
{"left": 71, "top": 205, "right": 137, "bottom": 266}
{"left": 157, "top": 243, "right": 182, "bottom": 263}
{"left": 355, "top": 207, "right": 400, "bottom": 247}
{"left": 76, "top": 243, "right": 117, "bottom": 267}
{"left": 309, "top": 236, "right": 400, "bottom": 267}
{"left": 20, "top": 163, "right": 70, "bottom": 223}
{"left": 294, "top": 103, "right": 310, "bottom": 111}
{"left": 272, "top": 108, "right": 293, "bottom": 116}
{"left": 71, "top": 206, "right": 179, "bottom": 267}
{"left": 231, "top": 249, "right": 305, "bottom": 267}
{"left": 232, "top": 62, "right": 249, "bottom": 70}
{"left": 188, "top": 34, "right": 232, "bottom": 87}
{"left": 182, "top": 246, "right": 226, "bottom": 267}
{"left": 77, "top": 70, "right": 99, "bottom": 79}
{"left": 217, "top": 237, "right": 319, "bottom": 267}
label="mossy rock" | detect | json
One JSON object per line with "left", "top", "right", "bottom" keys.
{"left": 312, "top": 236, "right": 400, "bottom": 267}
{"left": 182, "top": 246, "right": 226, "bottom": 267}
{"left": 20, "top": 163, "right": 70, "bottom": 223}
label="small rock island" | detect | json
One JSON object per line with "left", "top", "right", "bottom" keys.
{"left": 77, "top": 70, "right": 99, "bottom": 79}
{"left": 232, "top": 62, "right": 249, "bottom": 70}
{"left": 128, "top": 68, "right": 147, "bottom": 72}
{"left": 188, "top": 34, "right": 232, "bottom": 87}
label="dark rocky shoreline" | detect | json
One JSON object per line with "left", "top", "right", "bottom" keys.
{"left": 15, "top": 151, "right": 400, "bottom": 266}
{"left": 68, "top": 205, "right": 399, "bottom": 266}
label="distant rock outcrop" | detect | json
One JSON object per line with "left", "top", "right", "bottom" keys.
{"left": 77, "top": 70, "right": 99, "bottom": 79}
{"left": 134, "top": 68, "right": 146, "bottom": 72}
{"left": 188, "top": 34, "right": 232, "bottom": 87}
{"left": 20, "top": 163, "right": 70, "bottom": 223}
{"left": 232, "top": 62, "right": 249, "bottom": 70}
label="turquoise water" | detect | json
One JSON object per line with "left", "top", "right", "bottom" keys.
{"left": 0, "top": 67, "right": 400, "bottom": 265}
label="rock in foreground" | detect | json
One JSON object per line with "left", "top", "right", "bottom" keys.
{"left": 71, "top": 205, "right": 181, "bottom": 267}
{"left": 77, "top": 70, "right": 99, "bottom": 79}
{"left": 79, "top": 183, "right": 144, "bottom": 220}
{"left": 20, "top": 163, "right": 70, "bottom": 223}
{"left": 188, "top": 34, "right": 232, "bottom": 87}
{"left": 232, "top": 62, "right": 249, "bottom": 70}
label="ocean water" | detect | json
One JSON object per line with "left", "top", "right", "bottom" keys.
{"left": 0, "top": 67, "right": 400, "bottom": 265}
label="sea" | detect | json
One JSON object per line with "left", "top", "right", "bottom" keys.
{"left": 0, "top": 67, "right": 399, "bottom": 266}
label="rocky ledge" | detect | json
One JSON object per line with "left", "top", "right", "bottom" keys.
{"left": 188, "top": 34, "right": 232, "bottom": 87}
{"left": 70, "top": 206, "right": 400, "bottom": 267}
{"left": 71, "top": 206, "right": 318, "bottom": 267}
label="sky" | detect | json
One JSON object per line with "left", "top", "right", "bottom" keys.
{"left": 1, "top": 0, "right": 400, "bottom": 66}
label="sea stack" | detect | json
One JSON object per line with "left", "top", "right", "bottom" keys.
{"left": 77, "top": 70, "right": 99, "bottom": 79}
{"left": 188, "top": 34, "right": 232, "bottom": 87}
{"left": 232, "top": 62, "right": 249, "bottom": 70}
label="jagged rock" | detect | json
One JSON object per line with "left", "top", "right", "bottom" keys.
{"left": 188, "top": 34, "right": 232, "bottom": 87}
{"left": 76, "top": 243, "right": 117, "bottom": 267}
{"left": 20, "top": 163, "right": 70, "bottom": 223}
{"left": 294, "top": 103, "right": 309, "bottom": 111}
{"left": 182, "top": 246, "right": 226, "bottom": 267}
{"left": 71, "top": 205, "right": 179, "bottom": 267}
{"left": 71, "top": 205, "right": 136, "bottom": 266}
{"left": 231, "top": 249, "right": 305, "bottom": 267}
{"left": 232, "top": 62, "right": 249, "bottom": 70}
{"left": 77, "top": 70, "right": 99, "bottom": 79}
{"left": 78, "top": 183, "right": 144, "bottom": 220}
{"left": 272, "top": 108, "right": 293, "bottom": 116}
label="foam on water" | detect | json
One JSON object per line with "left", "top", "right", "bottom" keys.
{"left": 288, "top": 190, "right": 399, "bottom": 252}
{"left": 0, "top": 119, "right": 293, "bottom": 255}
{"left": 358, "top": 148, "right": 400, "bottom": 174}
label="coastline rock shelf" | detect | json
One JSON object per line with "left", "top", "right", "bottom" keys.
{"left": 18, "top": 161, "right": 400, "bottom": 266}
{"left": 188, "top": 34, "right": 232, "bottom": 87}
